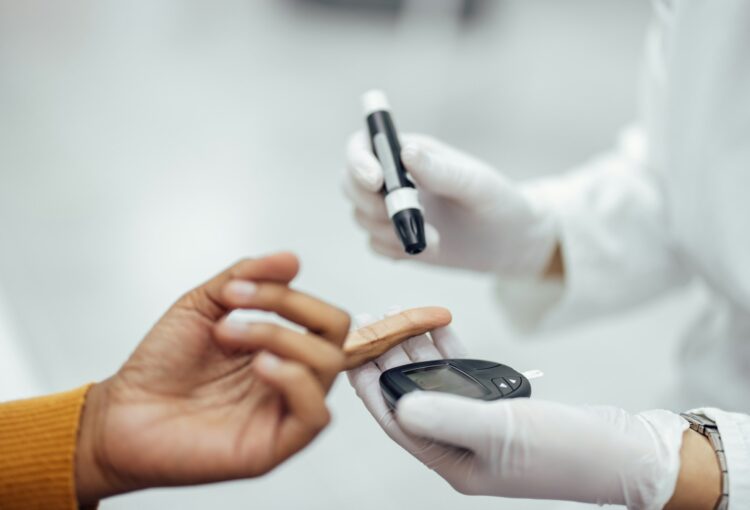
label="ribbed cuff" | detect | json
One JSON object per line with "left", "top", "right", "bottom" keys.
{"left": 0, "top": 384, "right": 94, "bottom": 510}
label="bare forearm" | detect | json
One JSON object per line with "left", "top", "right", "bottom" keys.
{"left": 665, "top": 429, "right": 721, "bottom": 510}
{"left": 543, "top": 242, "right": 565, "bottom": 278}
{"left": 542, "top": 241, "right": 721, "bottom": 509}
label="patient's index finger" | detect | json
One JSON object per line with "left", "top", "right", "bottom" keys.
{"left": 343, "top": 306, "right": 452, "bottom": 370}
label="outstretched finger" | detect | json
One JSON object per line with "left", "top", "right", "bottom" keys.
{"left": 220, "top": 282, "right": 351, "bottom": 347}
{"left": 343, "top": 306, "right": 452, "bottom": 370}
{"left": 182, "top": 252, "right": 301, "bottom": 321}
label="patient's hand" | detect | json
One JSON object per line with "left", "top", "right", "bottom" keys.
{"left": 75, "top": 253, "right": 350, "bottom": 504}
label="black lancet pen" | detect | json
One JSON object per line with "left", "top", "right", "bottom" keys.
{"left": 362, "top": 90, "right": 427, "bottom": 255}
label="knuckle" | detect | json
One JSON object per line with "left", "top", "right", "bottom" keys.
{"left": 332, "top": 309, "right": 351, "bottom": 336}
{"left": 286, "top": 363, "right": 310, "bottom": 385}
{"left": 254, "top": 283, "right": 287, "bottom": 310}
{"left": 230, "top": 257, "right": 254, "bottom": 277}
{"left": 356, "top": 324, "right": 379, "bottom": 344}
{"left": 250, "top": 322, "right": 282, "bottom": 341}
{"left": 312, "top": 407, "right": 332, "bottom": 430}
{"left": 274, "top": 285, "right": 294, "bottom": 308}
{"left": 320, "top": 348, "right": 345, "bottom": 374}
{"left": 178, "top": 289, "right": 201, "bottom": 309}
{"left": 450, "top": 475, "right": 479, "bottom": 496}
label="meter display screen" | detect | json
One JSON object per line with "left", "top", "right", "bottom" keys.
{"left": 405, "top": 365, "right": 487, "bottom": 398}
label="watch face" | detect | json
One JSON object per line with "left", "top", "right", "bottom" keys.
{"left": 405, "top": 365, "right": 487, "bottom": 398}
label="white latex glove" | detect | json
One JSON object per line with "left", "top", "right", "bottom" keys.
{"left": 343, "top": 131, "right": 558, "bottom": 276}
{"left": 348, "top": 313, "right": 688, "bottom": 510}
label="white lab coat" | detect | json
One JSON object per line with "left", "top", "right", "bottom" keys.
{"left": 499, "top": 1, "right": 750, "bottom": 507}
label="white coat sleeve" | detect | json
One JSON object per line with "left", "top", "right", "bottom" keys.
{"left": 690, "top": 408, "right": 750, "bottom": 508}
{"left": 495, "top": 125, "right": 691, "bottom": 330}
{"left": 495, "top": 1, "right": 692, "bottom": 331}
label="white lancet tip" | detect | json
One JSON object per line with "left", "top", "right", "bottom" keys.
{"left": 362, "top": 89, "right": 390, "bottom": 116}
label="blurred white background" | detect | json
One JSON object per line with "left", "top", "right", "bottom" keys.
{"left": 0, "top": 1, "right": 704, "bottom": 508}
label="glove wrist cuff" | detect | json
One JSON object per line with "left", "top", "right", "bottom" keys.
{"left": 495, "top": 194, "right": 560, "bottom": 278}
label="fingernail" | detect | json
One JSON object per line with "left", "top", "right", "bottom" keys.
{"left": 227, "top": 280, "right": 257, "bottom": 300}
{"left": 222, "top": 318, "right": 250, "bottom": 335}
{"left": 257, "top": 352, "right": 280, "bottom": 371}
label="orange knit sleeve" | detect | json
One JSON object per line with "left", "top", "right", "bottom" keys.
{"left": 0, "top": 385, "right": 94, "bottom": 510}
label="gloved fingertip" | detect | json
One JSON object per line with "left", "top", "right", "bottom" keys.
{"left": 395, "top": 392, "right": 437, "bottom": 433}
{"left": 352, "top": 165, "right": 383, "bottom": 192}
{"left": 424, "top": 223, "right": 440, "bottom": 247}
{"left": 401, "top": 143, "right": 424, "bottom": 168}
{"left": 398, "top": 393, "right": 490, "bottom": 451}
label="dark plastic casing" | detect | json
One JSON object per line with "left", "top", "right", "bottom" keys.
{"left": 379, "top": 359, "right": 531, "bottom": 409}
{"left": 366, "top": 108, "right": 426, "bottom": 255}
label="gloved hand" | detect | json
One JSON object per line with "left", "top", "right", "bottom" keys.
{"left": 343, "top": 131, "right": 558, "bottom": 276}
{"left": 348, "top": 313, "right": 688, "bottom": 510}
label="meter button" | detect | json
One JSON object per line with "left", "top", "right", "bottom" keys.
{"left": 492, "top": 378, "right": 511, "bottom": 396}
{"left": 505, "top": 376, "right": 521, "bottom": 390}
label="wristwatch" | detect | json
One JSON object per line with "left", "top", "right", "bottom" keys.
{"left": 680, "top": 412, "right": 729, "bottom": 510}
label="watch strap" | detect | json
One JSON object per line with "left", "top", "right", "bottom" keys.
{"left": 680, "top": 412, "right": 729, "bottom": 510}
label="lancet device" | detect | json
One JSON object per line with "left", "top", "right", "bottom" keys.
{"left": 362, "top": 90, "right": 426, "bottom": 255}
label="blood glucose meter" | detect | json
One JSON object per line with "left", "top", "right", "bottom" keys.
{"left": 379, "top": 359, "right": 532, "bottom": 409}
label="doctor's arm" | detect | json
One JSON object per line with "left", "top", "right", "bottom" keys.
{"left": 348, "top": 320, "right": 729, "bottom": 510}
{"left": 499, "top": 125, "right": 692, "bottom": 327}
{"left": 344, "top": 125, "right": 688, "bottom": 329}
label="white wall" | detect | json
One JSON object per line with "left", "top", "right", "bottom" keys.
{"left": 0, "top": 291, "right": 41, "bottom": 400}
{"left": 0, "top": 2, "right": 699, "bottom": 509}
